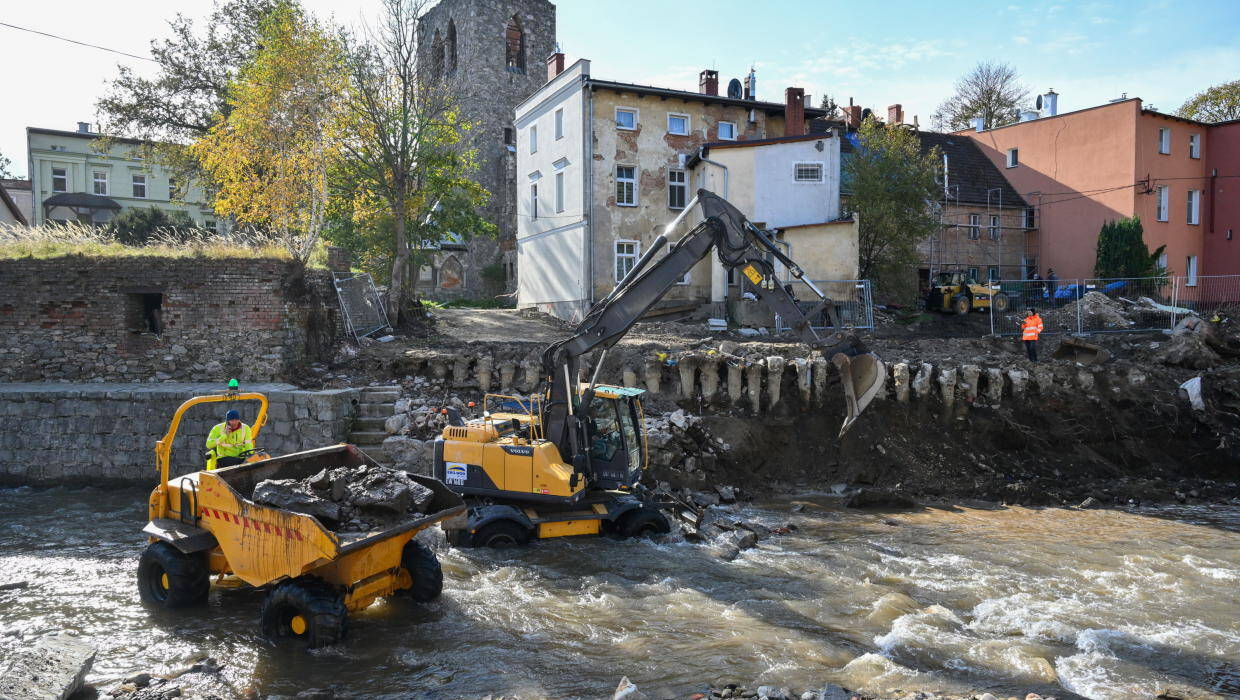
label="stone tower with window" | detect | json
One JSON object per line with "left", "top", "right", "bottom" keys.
{"left": 416, "top": 0, "right": 556, "bottom": 298}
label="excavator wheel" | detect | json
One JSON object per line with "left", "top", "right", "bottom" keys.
{"left": 396, "top": 540, "right": 443, "bottom": 602}
{"left": 260, "top": 577, "right": 348, "bottom": 648}
{"left": 470, "top": 519, "right": 531, "bottom": 548}
{"left": 137, "top": 541, "right": 209, "bottom": 608}
{"left": 614, "top": 508, "right": 671, "bottom": 539}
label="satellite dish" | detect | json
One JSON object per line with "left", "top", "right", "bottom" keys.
{"left": 1036, "top": 94, "right": 1043, "bottom": 110}
{"left": 727, "top": 78, "right": 742, "bottom": 99}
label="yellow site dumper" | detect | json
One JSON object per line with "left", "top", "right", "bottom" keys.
{"left": 138, "top": 387, "right": 466, "bottom": 647}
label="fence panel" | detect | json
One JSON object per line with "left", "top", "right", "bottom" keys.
{"left": 1172, "top": 275, "right": 1240, "bottom": 323}
{"left": 990, "top": 278, "right": 1082, "bottom": 336}
{"left": 775, "top": 279, "right": 873, "bottom": 332}
{"left": 1076, "top": 277, "right": 1176, "bottom": 334}
{"left": 333, "top": 272, "right": 390, "bottom": 341}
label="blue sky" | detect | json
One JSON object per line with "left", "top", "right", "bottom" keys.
{"left": 2, "top": 0, "right": 1237, "bottom": 178}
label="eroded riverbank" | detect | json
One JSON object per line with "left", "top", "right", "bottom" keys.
{"left": 1, "top": 487, "right": 1236, "bottom": 699}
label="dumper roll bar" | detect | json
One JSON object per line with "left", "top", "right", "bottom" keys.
{"left": 154, "top": 389, "right": 268, "bottom": 519}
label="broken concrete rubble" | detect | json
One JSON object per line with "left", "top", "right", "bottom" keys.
{"left": 252, "top": 465, "right": 433, "bottom": 532}
{"left": 0, "top": 633, "right": 96, "bottom": 700}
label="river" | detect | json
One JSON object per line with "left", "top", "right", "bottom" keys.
{"left": 0, "top": 487, "right": 1236, "bottom": 699}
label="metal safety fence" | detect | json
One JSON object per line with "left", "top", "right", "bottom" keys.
{"left": 774, "top": 279, "right": 874, "bottom": 333}
{"left": 333, "top": 272, "right": 390, "bottom": 341}
{"left": 987, "top": 275, "right": 1240, "bottom": 336}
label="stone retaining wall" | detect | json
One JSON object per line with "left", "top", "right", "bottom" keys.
{"left": 0, "top": 383, "right": 358, "bottom": 486}
{"left": 0, "top": 257, "right": 339, "bottom": 383}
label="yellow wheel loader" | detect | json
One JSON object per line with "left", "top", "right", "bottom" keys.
{"left": 435, "top": 190, "right": 884, "bottom": 547}
{"left": 925, "top": 271, "right": 1010, "bottom": 315}
{"left": 138, "top": 385, "right": 465, "bottom": 648}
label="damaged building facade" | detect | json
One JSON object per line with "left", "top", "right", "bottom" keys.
{"left": 414, "top": 0, "right": 556, "bottom": 299}
{"left": 514, "top": 58, "right": 837, "bottom": 321}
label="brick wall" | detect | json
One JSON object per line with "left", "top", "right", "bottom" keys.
{"left": 0, "top": 257, "right": 339, "bottom": 382}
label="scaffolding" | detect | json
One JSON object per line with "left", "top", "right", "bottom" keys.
{"left": 925, "top": 181, "right": 1038, "bottom": 285}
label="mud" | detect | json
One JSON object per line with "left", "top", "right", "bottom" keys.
{"left": 251, "top": 465, "right": 433, "bottom": 533}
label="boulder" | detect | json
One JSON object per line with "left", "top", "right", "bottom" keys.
{"left": 382, "top": 436, "right": 427, "bottom": 471}
{"left": 384, "top": 413, "right": 410, "bottom": 435}
{"left": 252, "top": 479, "right": 341, "bottom": 524}
{"left": 0, "top": 633, "right": 96, "bottom": 700}
{"left": 345, "top": 467, "right": 433, "bottom": 515}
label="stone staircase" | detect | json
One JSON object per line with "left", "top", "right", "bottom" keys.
{"left": 348, "top": 385, "right": 400, "bottom": 464}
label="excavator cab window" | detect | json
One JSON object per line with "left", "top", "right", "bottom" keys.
{"left": 616, "top": 397, "right": 642, "bottom": 473}
{"left": 587, "top": 396, "right": 622, "bottom": 461}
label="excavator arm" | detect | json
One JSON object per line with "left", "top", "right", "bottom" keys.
{"left": 540, "top": 189, "right": 883, "bottom": 472}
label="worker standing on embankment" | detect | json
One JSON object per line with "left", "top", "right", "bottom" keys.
{"left": 1021, "top": 307, "right": 1044, "bottom": 362}
{"left": 206, "top": 409, "right": 253, "bottom": 469}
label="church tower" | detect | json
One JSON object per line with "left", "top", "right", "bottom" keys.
{"left": 416, "top": 0, "right": 556, "bottom": 298}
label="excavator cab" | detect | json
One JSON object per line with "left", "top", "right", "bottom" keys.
{"left": 581, "top": 386, "right": 647, "bottom": 490}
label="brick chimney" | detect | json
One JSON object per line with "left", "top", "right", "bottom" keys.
{"left": 845, "top": 104, "right": 862, "bottom": 129}
{"left": 546, "top": 51, "right": 565, "bottom": 82}
{"left": 785, "top": 87, "right": 806, "bottom": 136}
{"left": 887, "top": 104, "right": 904, "bottom": 125}
{"left": 699, "top": 70, "right": 719, "bottom": 96}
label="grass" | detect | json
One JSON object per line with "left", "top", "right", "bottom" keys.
{"left": 420, "top": 297, "right": 514, "bottom": 310}
{"left": 0, "top": 222, "right": 296, "bottom": 261}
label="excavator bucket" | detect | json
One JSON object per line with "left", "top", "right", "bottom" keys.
{"left": 832, "top": 352, "right": 884, "bottom": 436}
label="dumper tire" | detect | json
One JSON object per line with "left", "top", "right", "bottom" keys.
{"left": 471, "top": 519, "right": 531, "bottom": 548}
{"left": 260, "top": 577, "right": 348, "bottom": 648}
{"left": 397, "top": 540, "right": 443, "bottom": 602}
{"left": 137, "top": 541, "right": 209, "bottom": 608}
{"left": 992, "top": 292, "right": 1010, "bottom": 313}
{"left": 953, "top": 295, "right": 972, "bottom": 315}
{"left": 615, "top": 508, "right": 671, "bottom": 539}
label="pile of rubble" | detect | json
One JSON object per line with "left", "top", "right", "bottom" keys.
{"left": 1064, "top": 291, "right": 1133, "bottom": 329}
{"left": 1153, "top": 314, "right": 1240, "bottom": 369}
{"left": 252, "top": 465, "right": 433, "bottom": 534}
{"left": 645, "top": 409, "right": 731, "bottom": 478}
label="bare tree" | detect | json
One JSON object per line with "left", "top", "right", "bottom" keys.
{"left": 339, "top": 0, "right": 492, "bottom": 323}
{"left": 932, "top": 61, "right": 1030, "bottom": 132}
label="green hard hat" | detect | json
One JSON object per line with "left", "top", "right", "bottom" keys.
{"left": 228, "top": 379, "right": 239, "bottom": 390}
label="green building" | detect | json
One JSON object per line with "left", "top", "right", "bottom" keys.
{"left": 27, "top": 122, "right": 218, "bottom": 230}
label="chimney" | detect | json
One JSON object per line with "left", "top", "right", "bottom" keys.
{"left": 887, "top": 104, "right": 904, "bottom": 125}
{"left": 845, "top": 105, "right": 862, "bottom": 129}
{"left": 1042, "top": 88, "right": 1058, "bottom": 117}
{"left": 545, "top": 51, "right": 565, "bottom": 82}
{"left": 743, "top": 67, "right": 757, "bottom": 101}
{"left": 1019, "top": 110, "right": 1039, "bottom": 122}
{"left": 699, "top": 69, "right": 719, "bottom": 96}
{"left": 785, "top": 87, "right": 806, "bottom": 136}
{"left": 971, "top": 116, "right": 986, "bottom": 132}
{"left": 76, "top": 121, "right": 91, "bottom": 134}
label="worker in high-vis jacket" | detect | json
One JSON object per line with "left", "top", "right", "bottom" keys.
{"left": 1020, "top": 307, "right": 1044, "bottom": 362}
{"left": 206, "top": 409, "right": 254, "bottom": 469}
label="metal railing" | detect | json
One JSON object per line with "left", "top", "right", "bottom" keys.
{"left": 775, "top": 279, "right": 874, "bottom": 332}
{"left": 1172, "top": 274, "right": 1240, "bottom": 323}
{"left": 988, "top": 279, "right": 1082, "bottom": 337}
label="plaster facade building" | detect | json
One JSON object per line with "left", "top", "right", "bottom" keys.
{"left": 514, "top": 57, "right": 832, "bottom": 321}
{"left": 957, "top": 94, "right": 1240, "bottom": 281}
{"left": 1, "top": 178, "right": 32, "bottom": 225}
{"left": 415, "top": 0, "right": 556, "bottom": 299}
{"left": 26, "top": 124, "right": 217, "bottom": 229}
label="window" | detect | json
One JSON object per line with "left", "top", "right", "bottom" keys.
{"left": 1187, "top": 189, "right": 1201, "bottom": 225}
{"left": 554, "top": 108, "right": 564, "bottom": 140}
{"left": 132, "top": 174, "right": 147, "bottom": 199}
{"left": 1156, "top": 185, "right": 1169, "bottom": 221}
{"left": 989, "top": 214, "right": 1001, "bottom": 240}
{"left": 1158, "top": 128, "right": 1171, "bottom": 154}
{"left": 126, "top": 292, "right": 164, "bottom": 334}
{"left": 555, "top": 172, "right": 564, "bottom": 213}
{"left": 616, "top": 107, "right": 637, "bottom": 130}
{"left": 1024, "top": 207, "right": 1036, "bottom": 229}
{"left": 431, "top": 29, "right": 445, "bottom": 79}
{"left": 503, "top": 127, "right": 515, "bottom": 146}
{"left": 793, "top": 162, "right": 823, "bottom": 183}
{"left": 529, "top": 125, "right": 537, "bottom": 154}
{"left": 530, "top": 183, "right": 538, "bottom": 220}
{"left": 988, "top": 267, "right": 1000, "bottom": 283}
{"left": 1006, "top": 148, "right": 1019, "bottom": 168}
{"left": 92, "top": 171, "right": 107, "bottom": 195}
{"left": 169, "top": 177, "right": 182, "bottom": 200}
{"left": 667, "top": 113, "right": 689, "bottom": 136}
{"left": 1189, "top": 133, "right": 1201, "bottom": 159}
{"left": 504, "top": 15, "right": 525, "bottom": 72}
{"left": 1158, "top": 251, "right": 1168, "bottom": 271}
{"left": 668, "top": 169, "right": 687, "bottom": 209}
{"left": 446, "top": 20, "right": 457, "bottom": 74}
{"left": 51, "top": 167, "right": 67, "bottom": 193}
{"left": 968, "top": 214, "right": 980, "bottom": 239}
{"left": 967, "top": 267, "right": 979, "bottom": 282}
{"left": 1186, "top": 255, "right": 1198, "bottom": 286}
{"left": 205, "top": 219, "right": 218, "bottom": 235}
{"left": 718, "top": 121, "right": 737, "bottom": 141}
{"left": 615, "top": 240, "right": 639, "bottom": 282}
{"left": 615, "top": 165, "right": 636, "bottom": 206}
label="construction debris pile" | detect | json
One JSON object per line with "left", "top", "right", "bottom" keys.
{"left": 1064, "top": 291, "right": 1135, "bottom": 329}
{"left": 1154, "top": 314, "right": 1240, "bottom": 369}
{"left": 252, "top": 465, "right": 433, "bottom": 534}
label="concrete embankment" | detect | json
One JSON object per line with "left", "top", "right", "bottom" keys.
{"left": 0, "top": 383, "right": 358, "bottom": 485}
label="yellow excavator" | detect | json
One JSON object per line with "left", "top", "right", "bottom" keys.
{"left": 435, "top": 190, "right": 884, "bottom": 547}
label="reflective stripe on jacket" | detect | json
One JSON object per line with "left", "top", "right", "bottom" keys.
{"left": 1021, "top": 315, "right": 1044, "bottom": 341}
{"left": 206, "top": 422, "right": 253, "bottom": 458}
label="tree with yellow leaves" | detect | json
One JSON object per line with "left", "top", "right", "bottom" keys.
{"left": 192, "top": 2, "right": 348, "bottom": 262}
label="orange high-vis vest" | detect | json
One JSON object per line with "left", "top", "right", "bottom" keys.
{"left": 1021, "top": 314, "right": 1044, "bottom": 341}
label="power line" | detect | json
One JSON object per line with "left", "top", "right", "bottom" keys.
{"left": 0, "top": 21, "right": 157, "bottom": 64}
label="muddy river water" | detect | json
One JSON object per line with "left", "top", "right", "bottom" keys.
{"left": 1, "top": 487, "right": 1237, "bottom": 700}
